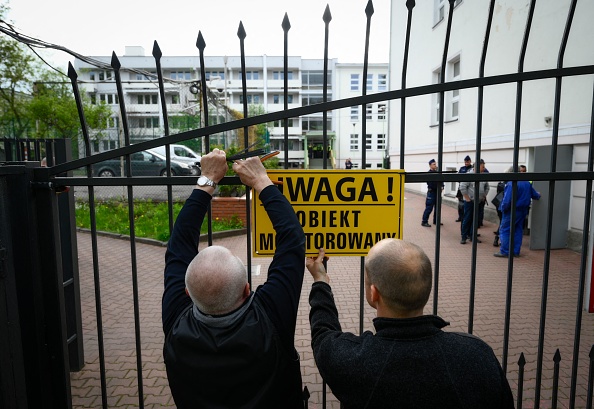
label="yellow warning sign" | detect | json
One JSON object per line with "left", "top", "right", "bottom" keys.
{"left": 252, "top": 170, "right": 405, "bottom": 257}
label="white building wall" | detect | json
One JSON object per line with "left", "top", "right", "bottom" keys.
{"left": 388, "top": 0, "right": 593, "bottom": 234}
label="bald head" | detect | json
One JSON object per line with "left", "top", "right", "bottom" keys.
{"left": 365, "top": 239, "right": 432, "bottom": 314}
{"left": 185, "top": 246, "right": 248, "bottom": 315}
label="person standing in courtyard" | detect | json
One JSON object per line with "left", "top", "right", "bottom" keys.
{"left": 478, "top": 159, "right": 490, "bottom": 227}
{"left": 345, "top": 158, "right": 353, "bottom": 169}
{"left": 307, "top": 241, "right": 515, "bottom": 408}
{"left": 495, "top": 168, "right": 541, "bottom": 258}
{"left": 162, "top": 149, "right": 306, "bottom": 408}
{"left": 456, "top": 155, "right": 473, "bottom": 222}
{"left": 459, "top": 164, "right": 489, "bottom": 244}
{"left": 421, "top": 158, "right": 444, "bottom": 227}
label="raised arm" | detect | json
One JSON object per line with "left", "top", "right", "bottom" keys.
{"left": 162, "top": 149, "right": 228, "bottom": 334}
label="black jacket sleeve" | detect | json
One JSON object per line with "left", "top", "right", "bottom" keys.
{"left": 162, "top": 189, "right": 211, "bottom": 335}
{"left": 254, "top": 185, "right": 306, "bottom": 351}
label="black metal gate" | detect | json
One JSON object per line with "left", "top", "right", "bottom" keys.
{"left": 1, "top": 0, "right": 594, "bottom": 408}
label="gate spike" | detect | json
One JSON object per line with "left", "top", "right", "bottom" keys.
{"left": 323, "top": 4, "right": 332, "bottom": 23}
{"left": 152, "top": 40, "right": 162, "bottom": 60}
{"left": 196, "top": 31, "right": 206, "bottom": 52}
{"left": 67, "top": 62, "right": 78, "bottom": 80}
{"left": 237, "top": 21, "right": 246, "bottom": 40}
{"left": 553, "top": 349, "right": 561, "bottom": 363}
{"left": 110, "top": 52, "right": 121, "bottom": 70}
{"left": 518, "top": 352, "right": 526, "bottom": 366}
{"left": 365, "top": 0, "right": 374, "bottom": 17}
{"left": 282, "top": 13, "right": 291, "bottom": 31}
{"left": 406, "top": 0, "right": 416, "bottom": 9}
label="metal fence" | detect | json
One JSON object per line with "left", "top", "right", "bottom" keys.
{"left": 1, "top": 0, "right": 594, "bottom": 408}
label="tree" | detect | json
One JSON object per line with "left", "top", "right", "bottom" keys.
{"left": 1, "top": 4, "right": 110, "bottom": 142}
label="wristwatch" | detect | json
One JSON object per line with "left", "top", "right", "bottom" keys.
{"left": 197, "top": 175, "right": 217, "bottom": 188}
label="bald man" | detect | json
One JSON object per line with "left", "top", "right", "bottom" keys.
{"left": 163, "top": 149, "right": 306, "bottom": 408}
{"left": 307, "top": 240, "right": 514, "bottom": 409}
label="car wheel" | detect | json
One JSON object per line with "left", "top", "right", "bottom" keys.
{"left": 98, "top": 169, "right": 115, "bottom": 177}
{"left": 161, "top": 168, "right": 176, "bottom": 176}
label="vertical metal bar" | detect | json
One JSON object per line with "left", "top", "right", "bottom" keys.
{"left": 399, "top": 1, "right": 415, "bottom": 171}
{"left": 282, "top": 14, "right": 291, "bottom": 170}
{"left": 196, "top": 32, "right": 215, "bottom": 247}
{"left": 503, "top": 0, "right": 537, "bottom": 374}
{"left": 517, "top": 353, "right": 526, "bottom": 409}
{"left": 468, "top": 0, "right": 496, "bottom": 336}
{"left": 586, "top": 344, "right": 594, "bottom": 409}
{"left": 111, "top": 53, "right": 145, "bottom": 409}
{"left": 153, "top": 41, "right": 175, "bottom": 235}
{"left": 360, "top": 1, "right": 373, "bottom": 171}
{"left": 359, "top": 258, "right": 365, "bottom": 335}
{"left": 237, "top": 22, "right": 253, "bottom": 285}
{"left": 535, "top": 3, "right": 577, "bottom": 406}
{"left": 433, "top": 0, "right": 454, "bottom": 316}
{"left": 570, "top": 82, "right": 594, "bottom": 408}
{"left": 552, "top": 349, "right": 561, "bottom": 409}
{"left": 322, "top": 5, "right": 331, "bottom": 170}
{"left": 67, "top": 63, "right": 108, "bottom": 409}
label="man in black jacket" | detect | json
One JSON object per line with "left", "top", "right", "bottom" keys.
{"left": 307, "top": 240, "right": 514, "bottom": 409}
{"left": 163, "top": 149, "right": 306, "bottom": 408}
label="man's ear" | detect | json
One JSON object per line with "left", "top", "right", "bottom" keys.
{"left": 185, "top": 288, "right": 189, "bottom": 296}
{"left": 369, "top": 284, "right": 380, "bottom": 307}
{"left": 243, "top": 282, "right": 251, "bottom": 298}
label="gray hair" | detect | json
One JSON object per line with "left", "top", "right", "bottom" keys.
{"left": 185, "top": 246, "right": 248, "bottom": 315}
{"left": 365, "top": 239, "right": 432, "bottom": 312}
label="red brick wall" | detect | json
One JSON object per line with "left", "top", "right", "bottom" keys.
{"left": 210, "top": 197, "right": 247, "bottom": 226}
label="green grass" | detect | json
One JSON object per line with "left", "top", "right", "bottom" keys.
{"left": 75, "top": 200, "right": 244, "bottom": 242}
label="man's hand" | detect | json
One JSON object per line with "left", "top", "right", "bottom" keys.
{"left": 197, "top": 148, "right": 228, "bottom": 192}
{"left": 306, "top": 248, "right": 329, "bottom": 283}
{"left": 232, "top": 156, "right": 273, "bottom": 193}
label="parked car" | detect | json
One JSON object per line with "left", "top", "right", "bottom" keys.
{"left": 93, "top": 150, "right": 200, "bottom": 177}
{"left": 147, "top": 144, "right": 201, "bottom": 166}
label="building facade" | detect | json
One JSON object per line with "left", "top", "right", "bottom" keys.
{"left": 387, "top": 0, "right": 593, "bottom": 242}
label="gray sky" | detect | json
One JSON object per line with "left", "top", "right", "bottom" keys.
{"left": 5, "top": 0, "right": 391, "bottom": 72}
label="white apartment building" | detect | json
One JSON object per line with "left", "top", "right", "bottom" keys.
{"left": 74, "top": 48, "right": 345, "bottom": 169}
{"left": 387, "top": 0, "right": 593, "bottom": 245}
{"left": 333, "top": 63, "right": 389, "bottom": 170}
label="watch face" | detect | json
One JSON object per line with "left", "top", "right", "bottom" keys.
{"left": 198, "top": 176, "right": 214, "bottom": 187}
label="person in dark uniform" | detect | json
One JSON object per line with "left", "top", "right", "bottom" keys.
{"left": 456, "top": 155, "right": 473, "bottom": 222}
{"left": 421, "top": 159, "right": 444, "bottom": 227}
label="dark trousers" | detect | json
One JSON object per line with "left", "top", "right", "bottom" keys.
{"left": 461, "top": 200, "right": 474, "bottom": 240}
{"left": 422, "top": 191, "right": 437, "bottom": 224}
{"left": 457, "top": 199, "right": 464, "bottom": 220}
{"left": 478, "top": 200, "right": 486, "bottom": 225}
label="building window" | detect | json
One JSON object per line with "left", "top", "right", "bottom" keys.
{"left": 435, "top": 0, "right": 446, "bottom": 25}
{"left": 302, "top": 95, "right": 324, "bottom": 105}
{"left": 366, "top": 74, "right": 373, "bottom": 91}
{"left": 100, "top": 94, "right": 119, "bottom": 105}
{"left": 273, "top": 118, "right": 296, "bottom": 127}
{"left": 90, "top": 72, "right": 95, "bottom": 81}
{"left": 350, "top": 106, "right": 359, "bottom": 121}
{"left": 205, "top": 71, "right": 225, "bottom": 80}
{"left": 136, "top": 72, "right": 157, "bottom": 81}
{"left": 366, "top": 104, "right": 373, "bottom": 120}
{"left": 377, "top": 134, "right": 386, "bottom": 150}
{"left": 97, "top": 70, "right": 112, "bottom": 81}
{"left": 90, "top": 93, "right": 96, "bottom": 104}
{"left": 139, "top": 117, "right": 159, "bottom": 128}
{"left": 365, "top": 134, "right": 372, "bottom": 150}
{"left": 170, "top": 71, "right": 191, "bottom": 80}
{"left": 449, "top": 58, "right": 461, "bottom": 120}
{"left": 350, "top": 134, "right": 359, "bottom": 150}
{"left": 378, "top": 74, "right": 387, "bottom": 91}
{"left": 378, "top": 104, "right": 386, "bottom": 120}
{"left": 171, "top": 94, "right": 180, "bottom": 104}
{"left": 107, "top": 117, "right": 119, "bottom": 128}
{"left": 137, "top": 94, "right": 158, "bottom": 104}
{"left": 303, "top": 118, "right": 331, "bottom": 131}
{"left": 432, "top": 68, "right": 441, "bottom": 124}
{"left": 350, "top": 74, "right": 360, "bottom": 91}
{"left": 272, "top": 71, "right": 293, "bottom": 80}
{"left": 239, "top": 94, "right": 261, "bottom": 104}
{"left": 272, "top": 94, "right": 293, "bottom": 104}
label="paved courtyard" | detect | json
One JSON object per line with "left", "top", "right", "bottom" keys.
{"left": 71, "top": 191, "right": 594, "bottom": 408}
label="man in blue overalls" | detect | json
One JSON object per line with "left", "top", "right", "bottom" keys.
{"left": 422, "top": 159, "right": 444, "bottom": 227}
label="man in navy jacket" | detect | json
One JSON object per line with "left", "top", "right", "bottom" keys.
{"left": 163, "top": 149, "right": 306, "bottom": 408}
{"left": 307, "top": 240, "right": 515, "bottom": 409}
